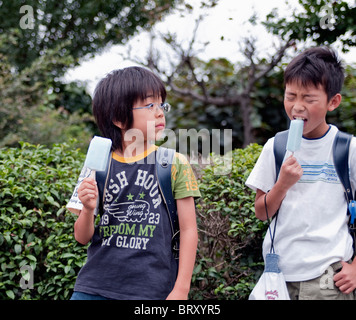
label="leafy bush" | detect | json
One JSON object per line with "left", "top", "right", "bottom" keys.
{"left": 0, "top": 141, "right": 87, "bottom": 300}
{"left": 191, "top": 143, "right": 267, "bottom": 300}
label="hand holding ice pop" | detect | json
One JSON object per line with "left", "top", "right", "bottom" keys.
{"left": 286, "top": 119, "right": 304, "bottom": 154}
{"left": 277, "top": 119, "right": 304, "bottom": 189}
{"left": 78, "top": 136, "right": 112, "bottom": 211}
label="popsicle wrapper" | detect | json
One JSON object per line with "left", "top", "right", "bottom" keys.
{"left": 66, "top": 166, "right": 94, "bottom": 215}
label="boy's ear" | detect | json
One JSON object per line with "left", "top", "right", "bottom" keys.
{"left": 113, "top": 120, "right": 125, "bottom": 130}
{"left": 328, "top": 93, "right": 342, "bottom": 112}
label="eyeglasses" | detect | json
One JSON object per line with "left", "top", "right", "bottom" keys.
{"left": 133, "top": 102, "right": 171, "bottom": 113}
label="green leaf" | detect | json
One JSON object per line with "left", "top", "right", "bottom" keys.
{"left": 14, "top": 244, "right": 22, "bottom": 254}
{"left": 64, "top": 265, "right": 71, "bottom": 274}
{"left": 6, "top": 290, "right": 15, "bottom": 300}
{"left": 26, "top": 255, "right": 37, "bottom": 262}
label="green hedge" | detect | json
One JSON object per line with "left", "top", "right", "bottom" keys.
{"left": 191, "top": 143, "right": 267, "bottom": 300}
{"left": 0, "top": 141, "right": 87, "bottom": 299}
{"left": 0, "top": 141, "right": 266, "bottom": 300}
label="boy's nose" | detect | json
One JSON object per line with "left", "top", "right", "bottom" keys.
{"left": 293, "top": 101, "right": 306, "bottom": 112}
{"left": 155, "top": 106, "right": 164, "bottom": 117}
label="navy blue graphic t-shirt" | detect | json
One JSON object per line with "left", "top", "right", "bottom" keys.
{"left": 67, "top": 145, "right": 200, "bottom": 299}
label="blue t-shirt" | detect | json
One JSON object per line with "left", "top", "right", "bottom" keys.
{"left": 67, "top": 145, "right": 200, "bottom": 299}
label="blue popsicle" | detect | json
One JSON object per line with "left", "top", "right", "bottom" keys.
{"left": 84, "top": 136, "right": 112, "bottom": 178}
{"left": 286, "top": 119, "right": 304, "bottom": 153}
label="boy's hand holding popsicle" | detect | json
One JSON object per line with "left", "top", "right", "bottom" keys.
{"left": 255, "top": 118, "right": 305, "bottom": 221}
{"left": 78, "top": 136, "right": 112, "bottom": 212}
{"left": 75, "top": 136, "right": 112, "bottom": 245}
{"left": 278, "top": 119, "right": 304, "bottom": 190}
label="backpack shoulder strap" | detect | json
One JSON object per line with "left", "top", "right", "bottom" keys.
{"left": 156, "top": 147, "right": 179, "bottom": 255}
{"left": 273, "top": 130, "right": 288, "bottom": 182}
{"left": 333, "top": 130, "right": 356, "bottom": 253}
{"left": 333, "top": 130, "right": 353, "bottom": 202}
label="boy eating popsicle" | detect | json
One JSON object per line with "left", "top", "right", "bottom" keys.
{"left": 66, "top": 67, "right": 200, "bottom": 300}
{"left": 246, "top": 47, "right": 356, "bottom": 299}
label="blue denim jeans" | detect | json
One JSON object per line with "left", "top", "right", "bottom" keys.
{"left": 70, "top": 291, "right": 110, "bottom": 300}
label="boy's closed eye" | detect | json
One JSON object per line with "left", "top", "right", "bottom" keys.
{"left": 285, "top": 94, "right": 295, "bottom": 101}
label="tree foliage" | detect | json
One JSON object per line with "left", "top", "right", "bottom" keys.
{"left": 264, "top": 0, "right": 356, "bottom": 50}
{"left": 0, "top": 0, "right": 179, "bottom": 149}
{"left": 144, "top": 0, "right": 356, "bottom": 148}
{"left": 328, "top": 65, "right": 356, "bottom": 135}
{"left": 0, "top": 0, "right": 180, "bottom": 72}
{"left": 145, "top": 27, "right": 293, "bottom": 147}
{"left": 165, "top": 56, "right": 288, "bottom": 149}
{"left": 0, "top": 44, "right": 94, "bottom": 150}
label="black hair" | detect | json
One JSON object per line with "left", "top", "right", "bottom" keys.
{"left": 284, "top": 47, "right": 344, "bottom": 101}
{"left": 92, "top": 66, "right": 166, "bottom": 152}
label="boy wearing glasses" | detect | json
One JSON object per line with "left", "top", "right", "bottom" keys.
{"left": 67, "top": 67, "right": 200, "bottom": 300}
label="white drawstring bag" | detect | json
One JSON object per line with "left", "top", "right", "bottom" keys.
{"left": 249, "top": 194, "right": 290, "bottom": 300}
{"left": 249, "top": 253, "right": 290, "bottom": 300}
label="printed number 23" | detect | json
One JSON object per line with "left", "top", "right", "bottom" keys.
{"left": 148, "top": 213, "right": 160, "bottom": 224}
